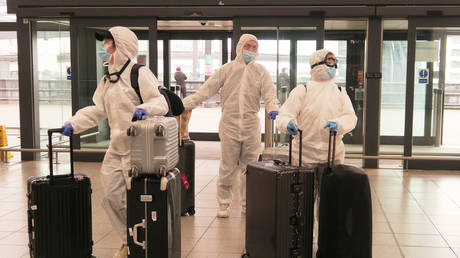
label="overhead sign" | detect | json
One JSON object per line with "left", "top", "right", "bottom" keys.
{"left": 418, "top": 68, "right": 429, "bottom": 84}
{"left": 415, "top": 41, "right": 439, "bottom": 62}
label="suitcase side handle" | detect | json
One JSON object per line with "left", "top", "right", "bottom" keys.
{"left": 327, "top": 128, "right": 337, "bottom": 169}
{"left": 48, "top": 128, "right": 74, "bottom": 179}
{"left": 132, "top": 219, "right": 146, "bottom": 249}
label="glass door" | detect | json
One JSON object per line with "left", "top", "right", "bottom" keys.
{"left": 324, "top": 19, "right": 367, "bottom": 154}
{"left": 237, "top": 17, "right": 322, "bottom": 146}
{"left": 32, "top": 20, "right": 71, "bottom": 149}
{"left": 71, "top": 18, "right": 153, "bottom": 160}
{"left": 406, "top": 18, "right": 460, "bottom": 169}
{"left": 380, "top": 20, "right": 408, "bottom": 157}
{"left": 158, "top": 20, "right": 231, "bottom": 140}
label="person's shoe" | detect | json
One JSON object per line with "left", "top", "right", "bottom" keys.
{"left": 241, "top": 205, "right": 246, "bottom": 215}
{"left": 217, "top": 204, "right": 230, "bottom": 218}
{"left": 113, "top": 244, "right": 128, "bottom": 258}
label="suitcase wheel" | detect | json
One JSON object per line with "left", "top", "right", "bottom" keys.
{"left": 242, "top": 253, "right": 249, "bottom": 258}
{"left": 181, "top": 207, "right": 195, "bottom": 216}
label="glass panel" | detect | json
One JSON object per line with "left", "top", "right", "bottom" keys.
{"left": 77, "top": 25, "right": 148, "bottom": 150}
{"left": 170, "top": 40, "right": 222, "bottom": 133}
{"left": 296, "top": 40, "right": 316, "bottom": 86}
{"left": 34, "top": 21, "right": 71, "bottom": 149}
{"left": 0, "top": 0, "right": 16, "bottom": 22}
{"left": 239, "top": 27, "right": 317, "bottom": 145}
{"left": 380, "top": 20, "right": 408, "bottom": 157}
{"left": 444, "top": 35, "right": 460, "bottom": 147}
{"left": 325, "top": 20, "right": 367, "bottom": 154}
{"left": 158, "top": 40, "right": 163, "bottom": 85}
{"left": 0, "top": 31, "right": 19, "bottom": 157}
{"left": 412, "top": 27, "right": 460, "bottom": 156}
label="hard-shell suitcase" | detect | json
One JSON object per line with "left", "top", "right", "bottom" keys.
{"left": 244, "top": 131, "right": 315, "bottom": 258}
{"left": 175, "top": 111, "right": 195, "bottom": 216}
{"left": 316, "top": 129, "right": 372, "bottom": 258}
{"left": 27, "top": 128, "right": 93, "bottom": 258}
{"left": 177, "top": 139, "right": 195, "bottom": 216}
{"left": 127, "top": 170, "right": 181, "bottom": 258}
{"left": 128, "top": 116, "right": 179, "bottom": 177}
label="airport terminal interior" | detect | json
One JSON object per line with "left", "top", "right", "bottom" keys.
{"left": 1, "top": 0, "right": 460, "bottom": 257}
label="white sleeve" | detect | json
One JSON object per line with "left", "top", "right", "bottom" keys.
{"left": 136, "top": 66, "right": 168, "bottom": 116}
{"left": 332, "top": 87, "right": 357, "bottom": 135}
{"left": 260, "top": 69, "right": 279, "bottom": 113}
{"left": 276, "top": 85, "right": 305, "bottom": 134}
{"left": 182, "top": 66, "right": 224, "bottom": 110}
{"left": 66, "top": 79, "right": 107, "bottom": 134}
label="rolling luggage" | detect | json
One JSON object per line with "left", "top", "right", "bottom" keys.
{"left": 177, "top": 139, "right": 195, "bottom": 216}
{"left": 316, "top": 129, "right": 372, "bottom": 258}
{"left": 127, "top": 170, "right": 181, "bottom": 258}
{"left": 27, "top": 128, "right": 93, "bottom": 258}
{"left": 175, "top": 110, "right": 195, "bottom": 216}
{"left": 127, "top": 116, "right": 179, "bottom": 177}
{"left": 244, "top": 130, "right": 315, "bottom": 258}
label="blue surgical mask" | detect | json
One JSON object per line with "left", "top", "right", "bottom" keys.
{"left": 97, "top": 45, "right": 111, "bottom": 62}
{"left": 242, "top": 50, "right": 256, "bottom": 63}
{"left": 326, "top": 67, "right": 336, "bottom": 79}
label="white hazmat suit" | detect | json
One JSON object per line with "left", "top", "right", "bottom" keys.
{"left": 277, "top": 49, "right": 357, "bottom": 165}
{"left": 65, "top": 26, "right": 168, "bottom": 244}
{"left": 183, "top": 34, "right": 278, "bottom": 214}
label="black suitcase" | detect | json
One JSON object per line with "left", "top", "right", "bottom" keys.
{"left": 316, "top": 129, "right": 372, "bottom": 258}
{"left": 127, "top": 170, "right": 181, "bottom": 258}
{"left": 177, "top": 139, "right": 195, "bottom": 216}
{"left": 244, "top": 130, "right": 315, "bottom": 258}
{"left": 27, "top": 128, "right": 93, "bottom": 258}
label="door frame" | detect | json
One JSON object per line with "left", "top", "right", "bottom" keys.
{"left": 70, "top": 17, "right": 156, "bottom": 161}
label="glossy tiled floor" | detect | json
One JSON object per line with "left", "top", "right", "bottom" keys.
{"left": 1, "top": 142, "right": 460, "bottom": 257}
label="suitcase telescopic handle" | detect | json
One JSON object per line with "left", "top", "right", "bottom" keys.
{"left": 48, "top": 128, "right": 74, "bottom": 179}
{"left": 288, "top": 129, "right": 303, "bottom": 167}
{"left": 327, "top": 128, "right": 337, "bottom": 169}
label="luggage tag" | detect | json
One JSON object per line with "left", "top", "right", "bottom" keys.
{"left": 181, "top": 173, "right": 190, "bottom": 190}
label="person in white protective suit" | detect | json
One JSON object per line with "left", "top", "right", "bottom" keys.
{"left": 276, "top": 49, "right": 357, "bottom": 165}
{"left": 61, "top": 27, "right": 168, "bottom": 258}
{"left": 183, "top": 34, "right": 279, "bottom": 218}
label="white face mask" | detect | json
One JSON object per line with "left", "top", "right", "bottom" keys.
{"left": 326, "top": 67, "right": 337, "bottom": 79}
{"left": 242, "top": 50, "right": 256, "bottom": 63}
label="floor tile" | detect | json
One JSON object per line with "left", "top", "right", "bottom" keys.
{"left": 372, "top": 245, "right": 403, "bottom": 258}
{"left": 444, "top": 235, "right": 460, "bottom": 248}
{"left": 0, "top": 244, "right": 29, "bottom": 257}
{"left": 395, "top": 234, "right": 448, "bottom": 247}
{"left": 373, "top": 233, "right": 398, "bottom": 246}
{"left": 390, "top": 222, "right": 439, "bottom": 235}
{"left": 401, "top": 246, "right": 457, "bottom": 258}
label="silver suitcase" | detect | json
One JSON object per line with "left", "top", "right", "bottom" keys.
{"left": 127, "top": 116, "right": 179, "bottom": 177}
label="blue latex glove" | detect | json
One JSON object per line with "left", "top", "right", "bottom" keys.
{"left": 286, "top": 120, "right": 298, "bottom": 135}
{"left": 132, "top": 108, "right": 149, "bottom": 121}
{"left": 61, "top": 124, "right": 73, "bottom": 136}
{"left": 323, "top": 121, "right": 338, "bottom": 133}
{"left": 267, "top": 111, "right": 279, "bottom": 120}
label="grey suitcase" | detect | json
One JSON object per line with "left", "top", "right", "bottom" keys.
{"left": 127, "top": 116, "right": 179, "bottom": 177}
